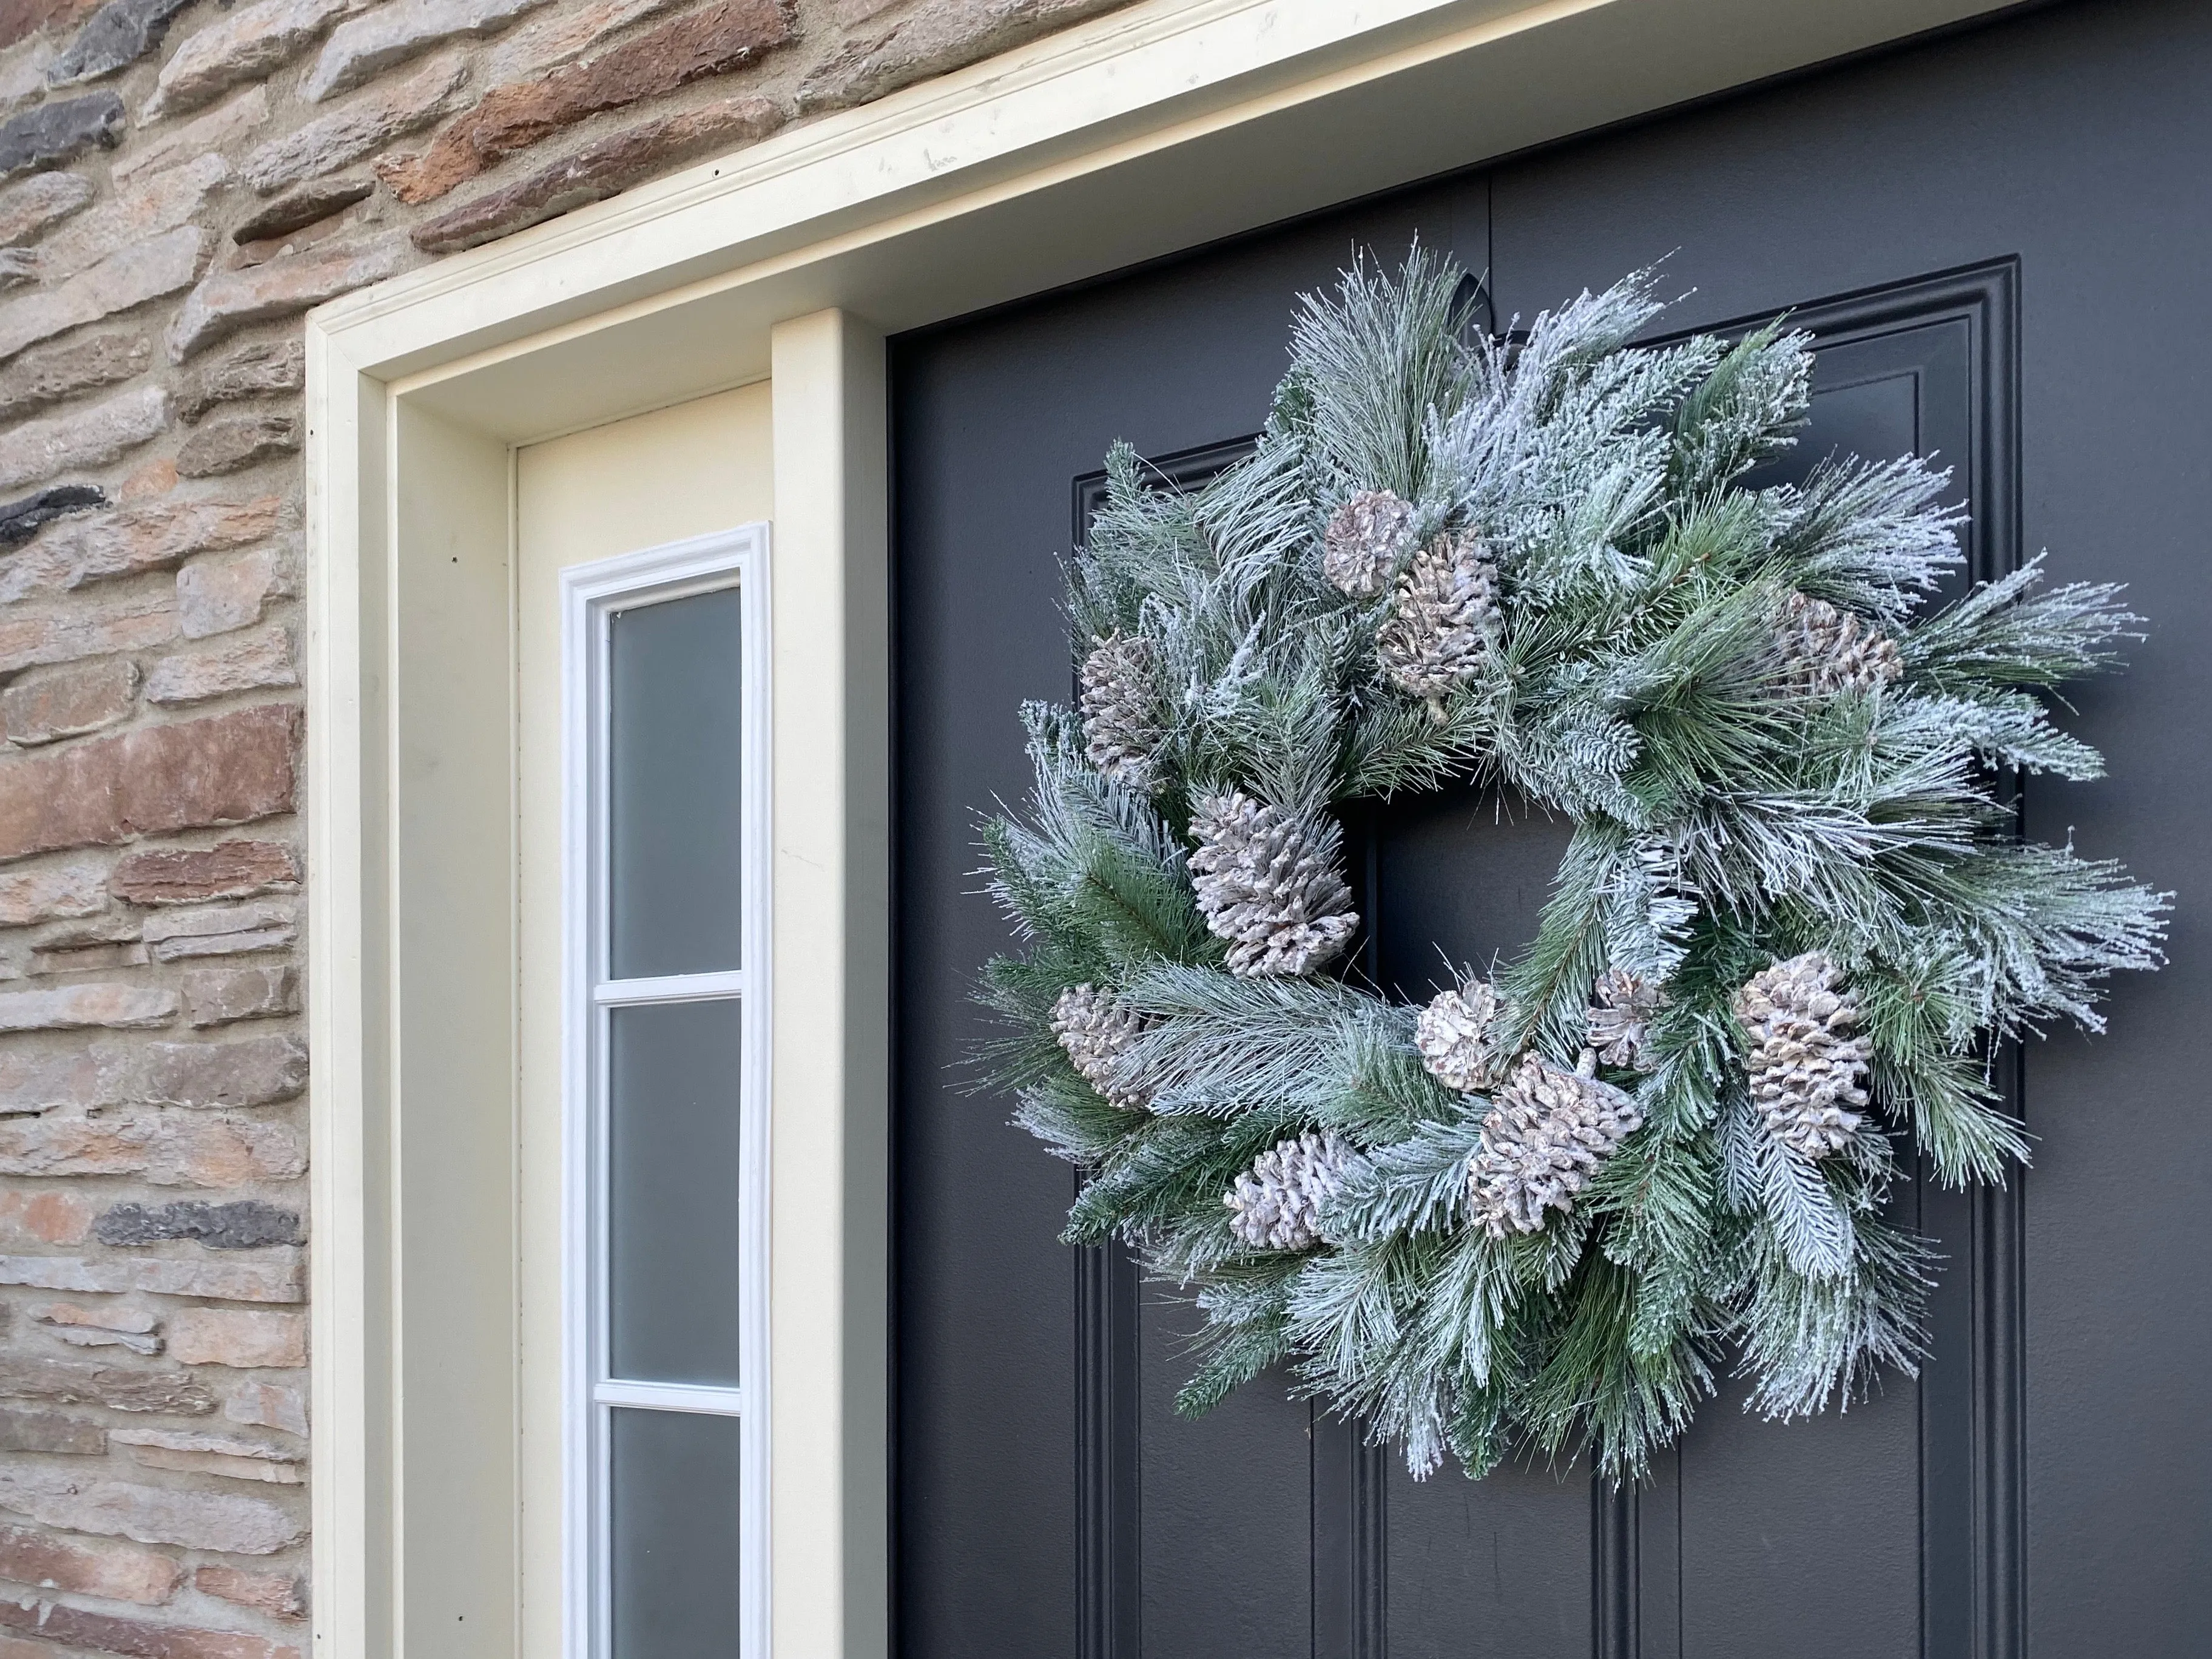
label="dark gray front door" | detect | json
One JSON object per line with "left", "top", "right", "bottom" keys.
{"left": 890, "top": 4, "right": 2211, "bottom": 1653}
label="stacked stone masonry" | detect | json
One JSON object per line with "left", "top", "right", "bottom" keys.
{"left": 0, "top": 0, "right": 1132, "bottom": 1648}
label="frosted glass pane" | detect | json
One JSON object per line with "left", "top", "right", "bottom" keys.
{"left": 608, "top": 586, "right": 742, "bottom": 979}
{"left": 609, "top": 1000, "right": 743, "bottom": 1385}
{"left": 610, "top": 1408, "right": 741, "bottom": 1657}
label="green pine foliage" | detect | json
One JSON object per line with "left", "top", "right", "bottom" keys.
{"left": 976, "top": 249, "right": 2166, "bottom": 1482}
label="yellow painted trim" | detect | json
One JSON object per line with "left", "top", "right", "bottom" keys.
{"left": 305, "top": 0, "right": 2016, "bottom": 1652}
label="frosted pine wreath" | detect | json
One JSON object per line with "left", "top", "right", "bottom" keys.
{"left": 977, "top": 253, "right": 2166, "bottom": 1481}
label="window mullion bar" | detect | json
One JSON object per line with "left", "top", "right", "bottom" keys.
{"left": 593, "top": 970, "right": 744, "bottom": 1005}
{"left": 595, "top": 1379, "right": 744, "bottom": 1416}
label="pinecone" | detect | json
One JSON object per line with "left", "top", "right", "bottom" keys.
{"left": 1187, "top": 791, "right": 1360, "bottom": 978}
{"left": 1375, "top": 530, "right": 1502, "bottom": 713}
{"left": 1079, "top": 630, "right": 1165, "bottom": 789}
{"left": 1226, "top": 1128, "right": 1352, "bottom": 1251}
{"left": 1415, "top": 980, "right": 1508, "bottom": 1092}
{"left": 1322, "top": 488, "right": 1418, "bottom": 598}
{"left": 1730, "top": 951, "right": 1871, "bottom": 1160}
{"left": 1050, "top": 983, "right": 1150, "bottom": 1110}
{"left": 1774, "top": 592, "right": 1904, "bottom": 697}
{"left": 1465, "top": 1053, "right": 1643, "bottom": 1238}
{"left": 1586, "top": 968, "right": 1664, "bottom": 1072}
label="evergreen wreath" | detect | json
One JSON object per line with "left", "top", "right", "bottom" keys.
{"left": 977, "top": 252, "right": 2167, "bottom": 1482}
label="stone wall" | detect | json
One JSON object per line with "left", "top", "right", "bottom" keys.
{"left": 0, "top": 0, "right": 1127, "bottom": 1651}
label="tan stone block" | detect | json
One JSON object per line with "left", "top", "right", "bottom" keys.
{"left": 309, "top": 0, "right": 548, "bottom": 101}
{"left": 102, "top": 1029, "right": 308, "bottom": 1108}
{"left": 143, "top": 0, "right": 363, "bottom": 120}
{"left": 229, "top": 177, "right": 373, "bottom": 246}
{"left": 166, "top": 1307, "right": 305, "bottom": 1367}
{"left": 0, "top": 1353, "right": 216, "bottom": 1414}
{"left": 0, "top": 1600, "right": 302, "bottom": 1659}
{"left": 0, "top": 703, "right": 298, "bottom": 863}
{"left": 176, "top": 543, "right": 292, "bottom": 638}
{"left": 31, "top": 153, "right": 229, "bottom": 285}
{"left": 0, "top": 658, "right": 138, "bottom": 746}
{"left": 176, "top": 338, "right": 305, "bottom": 425}
{"left": 0, "top": 329, "right": 150, "bottom": 425}
{"left": 240, "top": 49, "right": 466, "bottom": 197}
{"left": 0, "top": 225, "right": 203, "bottom": 365}
{"left": 109, "top": 838, "right": 298, "bottom": 905}
{"left": 174, "top": 413, "right": 301, "bottom": 481}
{"left": 115, "top": 1428, "right": 280, "bottom": 1462}
{"left": 0, "top": 1049, "right": 104, "bottom": 1116}
{"left": 0, "top": 171, "right": 90, "bottom": 246}
{"left": 0, "top": 1519, "right": 183, "bottom": 1605}
{"left": 483, "top": 0, "right": 679, "bottom": 84}
{"left": 0, "top": 856, "right": 106, "bottom": 924}
{"left": 133, "top": 1445, "right": 299, "bottom": 1483}
{"left": 0, "top": 1405, "right": 105, "bottom": 1455}
{"left": 195, "top": 1563, "right": 306, "bottom": 1619}
{"left": 0, "top": 982, "right": 177, "bottom": 1033}
{"left": 0, "top": 584, "right": 177, "bottom": 677}
{"left": 144, "top": 625, "right": 298, "bottom": 708}
{"left": 113, "top": 84, "right": 268, "bottom": 184}
{"left": 45, "top": 1322, "right": 162, "bottom": 1354}
{"left": 0, "top": 383, "right": 169, "bottom": 492}
{"left": 0, "top": 1190, "right": 93, "bottom": 1246}
{"left": 0, "top": 1466, "right": 303, "bottom": 1553}
{"left": 182, "top": 965, "right": 298, "bottom": 1027}
{"left": 167, "top": 235, "right": 405, "bottom": 361}
{"left": 382, "top": 0, "right": 794, "bottom": 204}
{"left": 221, "top": 1379, "right": 306, "bottom": 1437}
{"left": 0, "top": 1109, "right": 307, "bottom": 1186}
{"left": 28, "top": 938, "right": 146, "bottom": 975}
{"left": 0, "top": 495, "right": 284, "bottom": 606}
{"left": 414, "top": 91, "right": 785, "bottom": 254}
{"left": 33, "top": 1300, "right": 157, "bottom": 1333}
{"left": 140, "top": 896, "right": 298, "bottom": 957}
{"left": 110, "top": 1430, "right": 299, "bottom": 1490}
{"left": 799, "top": 0, "right": 1127, "bottom": 112}
{"left": 0, "top": 1251, "right": 305, "bottom": 1303}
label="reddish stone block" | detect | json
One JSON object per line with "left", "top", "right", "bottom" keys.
{"left": 413, "top": 92, "right": 784, "bottom": 254}
{"left": 0, "top": 1521, "right": 182, "bottom": 1606}
{"left": 0, "top": 1595, "right": 302, "bottom": 1655}
{"left": 0, "top": 703, "right": 298, "bottom": 864}
{"left": 195, "top": 1565, "right": 307, "bottom": 1620}
{"left": 109, "top": 839, "right": 299, "bottom": 905}
{"left": 380, "top": 0, "right": 795, "bottom": 203}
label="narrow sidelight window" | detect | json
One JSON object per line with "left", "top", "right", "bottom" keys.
{"left": 563, "top": 527, "right": 770, "bottom": 1659}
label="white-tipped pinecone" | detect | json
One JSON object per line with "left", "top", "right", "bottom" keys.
{"left": 1323, "top": 488, "right": 1418, "bottom": 598}
{"left": 1465, "top": 1053, "right": 1643, "bottom": 1238}
{"left": 1376, "top": 530, "right": 1502, "bottom": 712}
{"left": 1079, "top": 630, "right": 1165, "bottom": 789}
{"left": 1774, "top": 592, "right": 1903, "bottom": 697}
{"left": 1415, "top": 980, "right": 1508, "bottom": 1092}
{"left": 1187, "top": 791, "right": 1359, "bottom": 978}
{"left": 1586, "top": 968, "right": 1664, "bottom": 1072}
{"left": 1226, "top": 1128, "right": 1352, "bottom": 1251}
{"left": 1050, "top": 983, "right": 1150, "bottom": 1110}
{"left": 1730, "top": 951, "right": 1870, "bottom": 1160}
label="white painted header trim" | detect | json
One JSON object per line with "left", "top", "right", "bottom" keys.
{"left": 314, "top": 0, "right": 2015, "bottom": 434}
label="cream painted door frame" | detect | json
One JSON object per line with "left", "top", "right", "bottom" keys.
{"left": 303, "top": 1, "right": 2015, "bottom": 1653}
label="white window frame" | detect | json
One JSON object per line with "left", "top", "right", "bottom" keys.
{"left": 559, "top": 524, "right": 772, "bottom": 1659}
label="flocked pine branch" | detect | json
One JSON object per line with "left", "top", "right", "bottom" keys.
{"left": 974, "top": 249, "right": 2165, "bottom": 1485}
